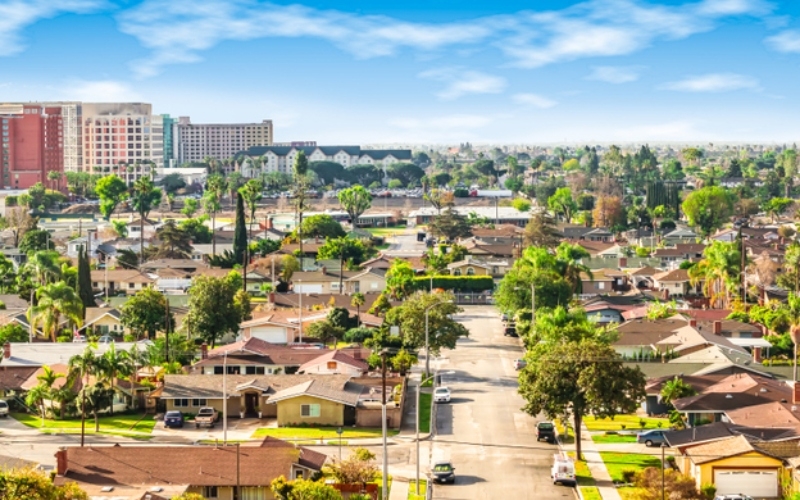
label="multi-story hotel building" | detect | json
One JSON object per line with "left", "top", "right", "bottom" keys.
{"left": 0, "top": 103, "right": 64, "bottom": 189}
{"left": 172, "top": 116, "right": 273, "bottom": 164}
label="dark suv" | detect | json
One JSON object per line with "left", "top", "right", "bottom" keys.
{"left": 537, "top": 422, "right": 557, "bottom": 443}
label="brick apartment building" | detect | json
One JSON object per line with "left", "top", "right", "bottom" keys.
{"left": 0, "top": 104, "right": 63, "bottom": 190}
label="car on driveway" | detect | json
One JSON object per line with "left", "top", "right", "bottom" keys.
{"left": 195, "top": 407, "right": 219, "bottom": 428}
{"left": 433, "top": 387, "right": 451, "bottom": 403}
{"left": 0, "top": 399, "right": 8, "bottom": 418}
{"left": 432, "top": 461, "right": 456, "bottom": 484}
{"left": 164, "top": 411, "right": 184, "bottom": 428}
{"left": 513, "top": 359, "right": 527, "bottom": 370}
{"left": 637, "top": 429, "right": 670, "bottom": 447}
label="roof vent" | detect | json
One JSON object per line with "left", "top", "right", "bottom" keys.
{"left": 760, "top": 388, "right": 768, "bottom": 393}
{"left": 101, "top": 487, "right": 114, "bottom": 492}
{"left": 793, "top": 406, "right": 798, "bottom": 412}
{"left": 150, "top": 487, "right": 163, "bottom": 492}
{"left": 726, "top": 394, "right": 733, "bottom": 399}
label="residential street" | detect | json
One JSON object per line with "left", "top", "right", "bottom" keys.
{"left": 430, "top": 306, "right": 574, "bottom": 500}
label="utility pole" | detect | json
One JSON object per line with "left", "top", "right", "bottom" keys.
{"left": 381, "top": 351, "right": 388, "bottom": 500}
{"left": 164, "top": 295, "right": 170, "bottom": 363}
{"left": 661, "top": 443, "right": 666, "bottom": 500}
{"left": 223, "top": 350, "right": 228, "bottom": 444}
{"left": 236, "top": 442, "right": 241, "bottom": 500}
{"left": 298, "top": 280, "right": 303, "bottom": 343}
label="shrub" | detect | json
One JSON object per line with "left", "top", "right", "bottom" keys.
{"left": 700, "top": 484, "right": 717, "bottom": 500}
{"left": 57, "top": 335, "right": 71, "bottom": 343}
{"left": 453, "top": 188, "right": 469, "bottom": 197}
{"left": 621, "top": 469, "right": 636, "bottom": 484}
{"left": 411, "top": 275, "right": 494, "bottom": 292}
{"left": 657, "top": 422, "right": 663, "bottom": 428}
{"left": 639, "top": 418, "right": 646, "bottom": 429}
{"left": 344, "top": 327, "right": 375, "bottom": 343}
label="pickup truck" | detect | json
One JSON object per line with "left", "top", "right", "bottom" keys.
{"left": 536, "top": 421, "right": 557, "bottom": 443}
{"left": 194, "top": 407, "right": 218, "bottom": 428}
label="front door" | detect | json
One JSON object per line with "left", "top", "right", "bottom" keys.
{"left": 245, "top": 393, "right": 258, "bottom": 416}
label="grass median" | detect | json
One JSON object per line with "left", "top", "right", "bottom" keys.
{"left": 584, "top": 415, "right": 669, "bottom": 432}
{"left": 12, "top": 412, "right": 155, "bottom": 435}
{"left": 408, "top": 479, "right": 427, "bottom": 500}
{"left": 419, "top": 393, "right": 432, "bottom": 434}
{"left": 591, "top": 433, "right": 637, "bottom": 444}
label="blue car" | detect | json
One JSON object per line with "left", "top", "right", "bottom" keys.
{"left": 637, "top": 429, "right": 669, "bottom": 447}
{"left": 164, "top": 411, "right": 184, "bottom": 428}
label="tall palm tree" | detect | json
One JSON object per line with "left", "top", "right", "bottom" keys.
{"left": 689, "top": 241, "right": 741, "bottom": 309}
{"left": 24, "top": 251, "right": 61, "bottom": 287}
{"left": 240, "top": 179, "right": 264, "bottom": 235}
{"left": 204, "top": 174, "right": 225, "bottom": 257}
{"left": 36, "top": 365, "right": 65, "bottom": 417}
{"left": 25, "top": 383, "right": 48, "bottom": 422}
{"left": 30, "top": 282, "right": 84, "bottom": 342}
{"left": 554, "top": 243, "right": 593, "bottom": 295}
{"left": 351, "top": 292, "right": 365, "bottom": 327}
{"left": 101, "top": 344, "right": 132, "bottom": 416}
{"left": 129, "top": 177, "right": 162, "bottom": 260}
{"left": 69, "top": 346, "right": 98, "bottom": 447}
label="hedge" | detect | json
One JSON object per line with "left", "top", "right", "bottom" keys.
{"left": 411, "top": 275, "right": 494, "bottom": 292}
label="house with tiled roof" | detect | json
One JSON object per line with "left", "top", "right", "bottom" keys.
{"left": 91, "top": 269, "right": 154, "bottom": 295}
{"left": 298, "top": 350, "right": 369, "bottom": 375}
{"left": 627, "top": 266, "right": 661, "bottom": 289}
{"left": 361, "top": 254, "right": 426, "bottom": 272}
{"left": 291, "top": 267, "right": 387, "bottom": 294}
{"left": 653, "top": 269, "right": 696, "bottom": 297}
{"left": 54, "top": 439, "right": 327, "bottom": 500}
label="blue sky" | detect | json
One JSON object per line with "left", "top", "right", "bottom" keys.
{"left": 2, "top": 0, "right": 800, "bottom": 144}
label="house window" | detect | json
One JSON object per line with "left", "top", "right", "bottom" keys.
{"left": 453, "top": 269, "right": 462, "bottom": 276}
{"left": 203, "top": 486, "right": 218, "bottom": 498}
{"left": 301, "top": 404, "right": 321, "bottom": 418}
{"left": 128, "top": 282, "right": 135, "bottom": 289}
{"left": 174, "top": 399, "right": 189, "bottom": 407}
{"left": 213, "top": 366, "right": 223, "bottom": 375}
{"left": 327, "top": 361, "right": 338, "bottom": 370}
{"left": 597, "top": 282, "right": 605, "bottom": 290}
{"left": 192, "top": 399, "right": 207, "bottom": 407}
{"left": 466, "top": 267, "right": 475, "bottom": 276}
{"left": 331, "top": 282, "right": 340, "bottom": 290}
{"left": 295, "top": 470, "right": 304, "bottom": 479}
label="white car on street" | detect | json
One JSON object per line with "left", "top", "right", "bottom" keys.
{"left": 433, "top": 387, "right": 451, "bottom": 403}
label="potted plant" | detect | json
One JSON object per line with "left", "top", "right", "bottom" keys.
{"left": 239, "top": 410, "right": 245, "bottom": 419}
{"left": 256, "top": 404, "right": 262, "bottom": 419}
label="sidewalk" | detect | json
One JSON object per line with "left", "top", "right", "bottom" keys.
{"left": 561, "top": 424, "right": 621, "bottom": 500}
{"left": 388, "top": 478, "right": 409, "bottom": 500}
{"left": 396, "top": 371, "right": 433, "bottom": 441}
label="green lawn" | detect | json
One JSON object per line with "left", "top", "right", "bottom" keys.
{"left": 555, "top": 419, "right": 575, "bottom": 444}
{"left": 365, "top": 226, "right": 407, "bottom": 237}
{"left": 567, "top": 452, "right": 595, "bottom": 487}
{"left": 408, "top": 479, "right": 427, "bottom": 500}
{"left": 591, "top": 433, "right": 637, "bottom": 444}
{"left": 599, "top": 452, "right": 662, "bottom": 483}
{"left": 581, "top": 486, "right": 602, "bottom": 500}
{"left": 13, "top": 412, "right": 155, "bottom": 434}
{"left": 584, "top": 415, "right": 669, "bottom": 432}
{"left": 419, "top": 393, "right": 432, "bottom": 434}
{"left": 252, "top": 426, "right": 399, "bottom": 440}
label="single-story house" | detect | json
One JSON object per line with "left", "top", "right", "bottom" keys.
{"left": 579, "top": 269, "right": 617, "bottom": 297}
{"left": 652, "top": 269, "right": 695, "bottom": 297}
{"left": 447, "top": 257, "right": 513, "bottom": 278}
{"left": 91, "top": 270, "right": 154, "bottom": 295}
{"left": 0, "top": 365, "right": 38, "bottom": 399}
{"left": 298, "top": 350, "right": 369, "bottom": 376}
{"left": 77, "top": 307, "right": 128, "bottom": 337}
{"left": 239, "top": 311, "right": 300, "bottom": 344}
{"left": 191, "top": 338, "right": 331, "bottom": 375}
{"left": 627, "top": 266, "right": 661, "bottom": 289}
{"left": 291, "top": 267, "right": 387, "bottom": 294}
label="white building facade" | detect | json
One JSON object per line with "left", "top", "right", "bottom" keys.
{"left": 173, "top": 116, "right": 273, "bottom": 164}
{"left": 240, "top": 145, "right": 412, "bottom": 176}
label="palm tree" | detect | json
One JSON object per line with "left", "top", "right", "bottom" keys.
{"left": 786, "top": 293, "right": 800, "bottom": 382}
{"left": 116, "top": 248, "right": 139, "bottom": 270}
{"left": 36, "top": 365, "right": 65, "bottom": 417}
{"left": 48, "top": 170, "right": 62, "bottom": 191}
{"left": 25, "top": 383, "right": 49, "bottom": 422}
{"left": 30, "top": 282, "right": 84, "bottom": 342}
{"left": 660, "top": 376, "right": 697, "bottom": 406}
{"left": 24, "top": 251, "right": 61, "bottom": 287}
{"left": 204, "top": 174, "right": 225, "bottom": 257}
{"left": 240, "top": 179, "right": 264, "bottom": 235}
{"left": 351, "top": 292, "right": 365, "bottom": 327}
{"left": 69, "top": 346, "right": 98, "bottom": 447}
{"left": 554, "top": 243, "right": 593, "bottom": 295}
{"left": 689, "top": 241, "right": 741, "bottom": 309}
{"left": 129, "top": 177, "right": 162, "bottom": 260}
{"left": 101, "top": 344, "right": 132, "bottom": 416}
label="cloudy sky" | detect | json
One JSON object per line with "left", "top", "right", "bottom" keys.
{"left": 2, "top": 0, "right": 800, "bottom": 144}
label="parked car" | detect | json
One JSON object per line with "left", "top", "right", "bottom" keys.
{"left": 72, "top": 334, "right": 86, "bottom": 343}
{"left": 0, "top": 399, "right": 8, "bottom": 418}
{"left": 513, "top": 359, "right": 527, "bottom": 370}
{"left": 500, "top": 313, "right": 509, "bottom": 322}
{"left": 97, "top": 335, "right": 115, "bottom": 343}
{"left": 195, "top": 407, "right": 219, "bottom": 428}
{"left": 637, "top": 429, "right": 670, "bottom": 447}
{"left": 163, "top": 411, "right": 184, "bottom": 428}
{"left": 536, "top": 421, "right": 557, "bottom": 443}
{"left": 714, "top": 496, "right": 753, "bottom": 500}
{"left": 504, "top": 327, "right": 518, "bottom": 337}
{"left": 431, "top": 461, "right": 456, "bottom": 484}
{"left": 551, "top": 453, "right": 576, "bottom": 486}
{"left": 433, "top": 387, "right": 451, "bottom": 403}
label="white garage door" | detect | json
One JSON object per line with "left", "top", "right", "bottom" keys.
{"left": 251, "top": 327, "right": 287, "bottom": 344}
{"left": 295, "top": 284, "right": 323, "bottom": 294}
{"left": 714, "top": 470, "right": 778, "bottom": 498}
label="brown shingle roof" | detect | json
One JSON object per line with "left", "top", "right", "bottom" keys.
{"left": 685, "top": 435, "right": 758, "bottom": 464}
{"left": 299, "top": 350, "right": 369, "bottom": 373}
{"left": 0, "top": 365, "right": 38, "bottom": 391}
{"left": 654, "top": 269, "right": 691, "bottom": 282}
{"left": 160, "top": 373, "right": 357, "bottom": 400}
{"left": 90, "top": 270, "right": 154, "bottom": 284}
{"left": 61, "top": 443, "right": 325, "bottom": 487}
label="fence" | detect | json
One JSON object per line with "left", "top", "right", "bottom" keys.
{"left": 452, "top": 293, "right": 494, "bottom": 305}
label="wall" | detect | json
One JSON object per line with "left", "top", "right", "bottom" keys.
{"left": 303, "top": 362, "right": 364, "bottom": 376}
{"left": 693, "top": 452, "right": 782, "bottom": 489}
{"left": 166, "top": 397, "right": 241, "bottom": 417}
{"left": 187, "top": 485, "right": 277, "bottom": 500}
{"left": 277, "top": 395, "right": 343, "bottom": 426}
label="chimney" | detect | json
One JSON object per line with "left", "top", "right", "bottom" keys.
{"left": 713, "top": 321, "right": 722, "bottom": 336}
{"left": 266, "top": 217, "right": 273, "bottom": 230}
{"left": 3, "top": 342, "right": 9, "bottom": 359}
{"left": 619, "top": 257, "right": 627, "bottom": 268}
{"left": 689, "top": 318, "right": 697, "bottom": 328}
{"left": 56, "top": 447, "right": 67, "bottom": 476}
{"left": 269, "top": 292, "right": 275, "bottom": 304}
{"left": 320, "top": 266, "right": 327, "bottom": 274}
{"left": 794, "top": 382, "right": 800, "bottom": 405}
{"left": 662, "top": 289, "right": 669, "bottom": 301}
{"left": 200, "top": 343, "right": 208, "bottom": 360}
{"left": 753, "top": 347, "right": 762, "bottom": 363}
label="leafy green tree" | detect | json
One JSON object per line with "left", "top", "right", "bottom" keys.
{"left": 763, "top": 197, "right": 793, "bottom": 223}
{"left": 160, "top": 173, "right": 186, "bottom": 194}
{"left": 179, "top": 218, "right": 212, "bottom": 244}
{"left": 309, "top": 161, "right": 347, "bottom": 185}
{"left": 519, "top": 338, "right": 645, "bottom": 459}
{"left": 111, "top": 219, "right": 128, "bottom": 238}
{"left": 120, "top": 288, "right": 169, "bottom": 339}
{"left": 368, "top": 292, "right": 391, "bottom": 317}
{"left": 115, "top": 248, "right": 139, "bottom": 270}
{"left": 270, "top": 476, "right": 343, "bottom": 500}
{"left": 18, "top": 228, "right": 53, "bottom": 254}
{"left": 300, "top": 214, "right": 345, "bottom": 240}
{"left": 250, "top": 238, "right": 280, "bottom": 257}
{"left": 317, "top": 237, "right": 373, "bottom": 266}
{"left": 495, "top": 247, "right": 574, "bottom": 314}
{"left": 555, "top": 242, "right": 593, "bottom": 294}
{"left": 660, "top": 376, "right": 697, "bottom": 406}
{"left": 387, "top": 163, "right": 425, "bottom": 187}
{"left": 385, "top": 291, "right": 468, "bottom": 355}
{"left": 547, "top": 187, "right": 577, "bottom": 222}
{"left": 30, "top": 282, "right": 84, "bottom": 342}
{"left": 0, "top": 466, "right": 89, "bottom": 499}
{"left": 428, "top": 208, "right": 472, "bottom": 241}
{"left": 511, "top": 198, "right": 531, "bottom": 212}
{"left": 239, "top": 179, "right": 263, "bottom": 235}
{"left": 233, "top": 192, "right": 248, "bottom": 266}
{"left": 688, "top": 241, "right": 740, "bottom": 309}
{"left": 347, "top": 164, "right": 382, "bottom": 186}
{"left": 76, "top": 245, "right": 95, "bottom": 311}
{"left": 0, "top": 323, "right": 27, "bottom": 343}
{"left": 181, "top": 197, "right": 199, "bottom": 217}
{"left": 95, "top": 174, "right": 128, "bottom": 220}
{"left": 154, "top": 220, "right": 193, "bottom": 259}
{"left": 186, "top": 275, "right": 246, "bottom": 347}
{"left": 681, "top": 186, "right": 734, "bottom": 237}
{"left": 338, "top": 185, "right": 373, "bottom": 224}
{"left": 424, "top": 189, "right": 454, "bottom": 215}
{"left": 779, "top": 243, "right": 800, "bottom": 293}
{"left": 129, "top": 177, "right": 162, "bottom": 258}
{"left": 386, "top": 259, "right": 416, "bottom": 300}
{"left": 523, "top": 213, "right": 560, "bottom": 249}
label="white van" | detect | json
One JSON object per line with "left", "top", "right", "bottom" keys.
{"left": 551, "top": 453, "right": 576, "bottom": 486}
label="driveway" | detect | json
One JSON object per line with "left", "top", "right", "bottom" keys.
{"left": 430, "top": 306, "right": 573, "bottom": 500}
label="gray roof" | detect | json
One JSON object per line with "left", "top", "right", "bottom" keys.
{"left": 0, "top": 341, "right": 152, "bottom": 367}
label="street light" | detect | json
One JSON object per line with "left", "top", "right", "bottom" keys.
{"left": 416, "top": 369, "right": 455, "bottom": 496}
{"left": 223, "top": 350, "right": 228, "bottom": 445}
{"left": 424, "top": 300, "right": 453, "bottom": 376}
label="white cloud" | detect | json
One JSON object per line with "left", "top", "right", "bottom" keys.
{"left": 61, "top": 80, "right": 141, "bottom": 101}
{"left": 512, "top": 93, "right": 557, "bottom": 108}
{"left": 419, "top": 68, "right": 506, "bottom": 100}
{"left": 766, "top": 30, "right": 800, "bottom": 53}
{"left": 659, "top": 73, "right": 760, "bottom": 92}
{"left": 586, "top": 66, "right": 642, "bottom": 83}
{"left": 115, "top": 0, "right": 774, "bottom": 77}
{"left": 0, "top": 0, "right": 104, "bottom": 56}
{"left": 610, "top": 120, "right": 707, "bottom": 141}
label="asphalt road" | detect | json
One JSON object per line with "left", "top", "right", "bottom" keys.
{"left": 430, "top": 306, "right": 575, "bottom": 500}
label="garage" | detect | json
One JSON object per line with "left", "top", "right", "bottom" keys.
{"left": 714, "top": 470, "right": 778, "bottom": 498}
{"left": 295, "top": 284, "right": 323, "bottom": 294}
{"left": 250, "top": 326, "right": 289, "bottom": 344}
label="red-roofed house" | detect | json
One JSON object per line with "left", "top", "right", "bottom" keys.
{"left": 298, "top": 350, "right": 369, "bottom": 375}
